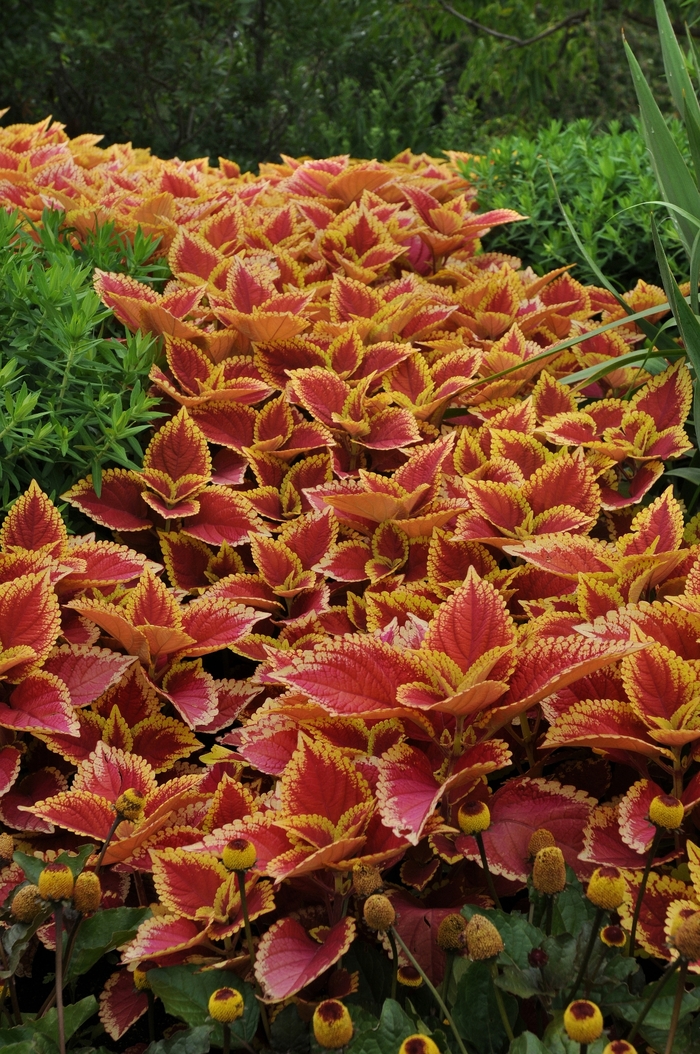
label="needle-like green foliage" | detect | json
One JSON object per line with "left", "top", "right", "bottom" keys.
{"left": 0, "top": 210, "right": 164, "bottom": 517}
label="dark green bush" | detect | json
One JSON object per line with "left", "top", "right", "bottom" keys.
{"left": 0, "top": 210, "right": 165, "bottom": 516}
{"left": 0, "top": 0, "right": 680, "bottom": 169}
{"left": 464, "top": 118, "right": 689, "bottom": 289}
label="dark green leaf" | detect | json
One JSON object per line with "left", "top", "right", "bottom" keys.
{"left": 147, "top": 965, "right": 258, "bottom": 1049}
{"left": 452, "top": 962, "right": 518, "bottom": 1054}
{"left": 67, "top": 907, "right": 151, "bottom": 980}
{"left": 144, "top": 1025, "right": 213, "bottom": 1054}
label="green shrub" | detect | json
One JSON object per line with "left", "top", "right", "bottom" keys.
{"left": 0, "top": 210, "right": 164, "bottom": 516}
{"left": 463, "top": 118, "right": 688, "bottom": 289}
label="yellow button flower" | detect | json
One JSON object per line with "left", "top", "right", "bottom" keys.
{"left": 457, "top": 800, "right": 491, "bottom": 835}
{"left": 563, "top": 1000, "right": 604, "bottom": 1044}
{"left": 587, "top": 866, "right": 626, "bottom": 911}
{"left": 222, "top": 838, "right": 257, "bottom": 872}
{"left": 38, "top": 862, "right": 74, "bottom": 902}
{"left": 648, "top": 793, "right": 684, "bottom": 830}
{"left": 208, "top": 987, "right": 245, "bottom": 1023}
{"left": 312, "top": 999, "right": 353, "bottom": 1049}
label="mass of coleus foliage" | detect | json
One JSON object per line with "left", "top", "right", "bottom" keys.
{"left": 2, "top": 111, "right": 700, "bottom": 1054}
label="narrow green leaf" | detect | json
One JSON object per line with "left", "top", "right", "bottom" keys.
{"left": 625, "top": 34, "right": 700, "bottom": 255}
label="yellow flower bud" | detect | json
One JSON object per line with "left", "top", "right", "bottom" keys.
{"left": 312, "top": 999, "right": 353, "bottom": 1049}
{"left": 208, "top": 987, "right": 244, "bottom": 1023}
{"left": 38, "top": 862, "right": 74, "bottom": 902}
{"left": 398, "top": 1035, "right": 441, "bottom": 1054}
{"left": 673, "top": 911, "right": 700, "bottom": 960}
{"left": 563, "top": 1000, "right": 604, "bottom": 1044}
{"left": 397, "top": 966, "right": 423, "bottom": 987}
{"left": 436, "top": 913, "right": 467, "bottom": 952}
{"left": 363, "top": 894, "right": 395, "bottom": 932}
{"left": 587, "top": 866, "right": 626, "bottom": 911}
{"left": 603, "top": 1042, "right": 637, "bottom": 1054}
{"left": 648, "top": 794, "right": 684, "bottom": 830}
{"left": 600, "top": 925, "right": 627, "bottom": 948}
{"left": 0, "top": 832, "right": 14, "bottom": 863}
{"left": 465, "top": 914, "right": 504, "bottom": 961}
{"left": 222, "top": 838, "right": 257, "bottom": 872}
{"left": 73, "top": 871, "right": 102, "bottom": 914}
{"left": 527, "top": 828, "right": 556, "bottom": 858}
{"left": 115, "top": 788, "right": 146, "bottom": 821}
{"left": 11, "top": 884, "right": 42, "bottom": 922}
{"left": 532, "top": 846, "right": 566, "bottom": 895}
{"left": 457, "top": 800, "right": 491, "bottom": 835}
{"left": 352, "top": 863, "right": 382, "bottom": 897}
{"left": 132, "top": 968, "right": 151, "bottom": 991}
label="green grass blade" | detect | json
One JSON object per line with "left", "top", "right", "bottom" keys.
{"left": 654, "top": 0, "right": 700, "bottom": 157}
{"left": 651, "top": 215, "right": 700, "bottom": 441}
{"left": 625, "top": 35, "right": 700, "bottom": 256}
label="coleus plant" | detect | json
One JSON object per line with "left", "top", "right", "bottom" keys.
{"left": 2, "top": 114, "right": 700, "bottom": 1054}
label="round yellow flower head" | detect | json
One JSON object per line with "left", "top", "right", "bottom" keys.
{"left": 532, "top": 846, "right": 566, "bottom": 895}
{"left": 600, "top": 924, "right": 627, "bottom": 948}
{"left": 11, "top": 884, "right": 42, "bottom": 922}
{"left": 352, "top": 863, "right": 382, "bottom": 897}
{"left": 115, "top": 788, "right": 146, "bottom": 822}
{"left": 587, "top": 866, "right": 626, "bottom": 911}
{"left": 465, "top": 914, "right": 504, "bottom": 961}
{"left": 38, "top": 862, "right": 74, "bottom": 902}
{"left": 0, "top": 832, "right": 14, "bottom": 863}
{"left": 457, "top": 800, "right": 491, "bottom": 835}
{"left": 436, "top": 913, "right": 467, "bottom": 952}
{"left": 312, "top": 999, "right": 353, "bottom": 1049}
{"left": 208, "top": 987, "right": 245, "bottom": 1023}
{"left": 648, "top": 793, "right": 684, "bottom": 830}
{"left": 673, "top": 910, "right": 700, "bottom": 960}
{"left": 363, "top": 894, "right": 395, "bottom": 932}
{"left": 222, "top": 838, "right": 257, "bottom": 872}
{"left": 603, "top": 1042, "right": 638, "bottom": 1054}
{"left": 397, "top": 965, "right": 423, "bottom": 988}
{"left": 73, "top": 871, "right": 102, "bottom": 914}
{"left": 398, "top": 1035, "right": 441, "bottom": 1054}
{"left": 527, "top": 828, "right": 556, "bottom": 858}
{"left": 132, "top": 967, "right": 151, "bottom": 991}
{"left": 563, "top": 1000, "right": 604, "bottom": 1044}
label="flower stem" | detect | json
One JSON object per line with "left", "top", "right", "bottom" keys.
{"left": 489, "top": 962, "right": 515, "bottom": 1043}
{"left": 223, "top": 1021, "right": 231, "bottom": 1054}
{"left": 387, "top": 927, "right": 398, "bottom": 1001}
{"left": 55, "top": 903, "right": 65, "bottom": 1054}
{"left": 664, "top": 959, "right": 687, "bottom": 1054}
{"left": 566, "top": 907, "right": 605, "bottom": 1003}
{"left": 475, "top": 832, "right": 502, "bottom": 910}
{"left": 628, "top": 957, "right": 681, "bottom": 1043}
{"left": 390, "top": 927, "right": 469, "bottom": 1054}
{"left": 544, "top": 894, "right": 554, "bottom": 937}
{"left": 94, "top": 815, "right": 121, "bottom": 874}
{"left": 441, "top": 951, "right": 454, "bottom": 1002}
{"left": 147, "top": 990, "right": 155, "bottom": 1043}
{"left": 627, "top": 827, "right": 662, "bottom": 957}
{"left": 235, "top": 871, "right": 271, "bottom": 1042}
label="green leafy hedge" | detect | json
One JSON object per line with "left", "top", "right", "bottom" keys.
{"left": 465, "top": 118, "right": 688, "bottom": 289}
{"left": 0, "top": 210, "right": 164, "bottom": 516}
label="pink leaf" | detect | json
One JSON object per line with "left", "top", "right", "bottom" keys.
{"left": 255, "top": 916, "right": 356, "bottom": 1000}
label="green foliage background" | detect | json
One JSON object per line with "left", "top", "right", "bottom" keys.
{"left": 0, "top": 0, "right": 693, "bottom": 169}
{"left": 0, "top": 210, "right": 164, "bottom": 515}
